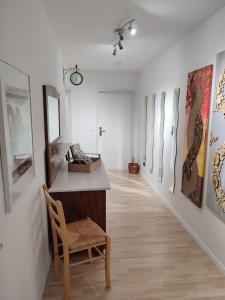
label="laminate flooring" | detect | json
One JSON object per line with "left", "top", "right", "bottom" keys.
{"left": 43, "top": 171, "right": 225, "bottom": 300}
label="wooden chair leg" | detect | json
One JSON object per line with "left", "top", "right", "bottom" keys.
{"left": 88, "top": 248, "right": 93, "bottom": 264}
{"left": 54, "top": 254, "right": 60, "bottom": 281}
{"left": 63, "top": 250, "right": 70, "bottom": 300}
{"left": 52, "top": 228, "right": 60, "bottom": 281}
{"left": 105, "top": 235, "right": 111, "bottom": 288}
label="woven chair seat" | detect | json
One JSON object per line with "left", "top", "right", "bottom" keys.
{"left": 67, "top": 217, "right": 106, "bottom": 251}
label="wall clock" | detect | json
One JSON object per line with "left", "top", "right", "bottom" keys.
{"left": 70, "top": 65, "right": 83, "bottom": 86}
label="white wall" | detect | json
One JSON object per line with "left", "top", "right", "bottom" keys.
{"left": 138, "top": 6, "right": 225, "bottom": 273}
{"left": 69, "top": 70, "right": 139, "bottom": 157}
{"left": 0, "top": 0, "right": 68, "bottom": 299}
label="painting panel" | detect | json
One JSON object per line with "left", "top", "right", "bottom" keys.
{"left": 206, "top": 50, "right": 225, "bottom": 222}
{"left": 158, "top": 92, "right": 166, "bottom": 182}
{"left": 169, "top": 88, "right": 180, "bottom": 193}
{"left": 143, "top": 96, "right": 148, "bottom": 167}
{"left": 148, "top": 94, "right": 156, "bottom": 174}
{"left": 181, "top": 64, "right": 213, "bottom": 207}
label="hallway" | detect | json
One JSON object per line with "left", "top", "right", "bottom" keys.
{"left": 43, "top": 171, "right": 225, "bottom": 300}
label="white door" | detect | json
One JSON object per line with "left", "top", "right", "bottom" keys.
{"left": 97, "top": 92, "right": 132, "bottom": 170}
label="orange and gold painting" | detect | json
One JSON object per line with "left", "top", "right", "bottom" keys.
{"left": 181, "top": 65, "right": 213, "bottom": 207}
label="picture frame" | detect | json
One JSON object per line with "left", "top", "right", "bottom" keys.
{"left": 0, "top": 59, "right": 35, "bottom": 213}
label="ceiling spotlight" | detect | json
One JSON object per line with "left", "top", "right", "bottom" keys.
{"left": 112, "top": 47, "right": 117, "bottom": 56}
{"left": 128, "top": 22, "right": 137, "bottom": 36}
{"left": 119, "top": 31, "right": 124, "bottom": 41}
{"left": 118, "top": 41, "right": 123, "bottom": 50}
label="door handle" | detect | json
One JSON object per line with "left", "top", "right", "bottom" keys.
{"left": 0, "top": 242, "right": 3, "bottom": 250}
{"left": 99, "top": 126, "right": 106, "bottom": 136}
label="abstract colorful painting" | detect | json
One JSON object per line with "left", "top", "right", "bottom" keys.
{"left": 181, "top": 65, "right": 213, "bottom": 207}
{"left": 206, "top": 50, "right": 225, "bottom": 222}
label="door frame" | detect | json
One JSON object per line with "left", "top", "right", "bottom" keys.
{"left": 96, "top": 90, "right": 136, "bottom": 164}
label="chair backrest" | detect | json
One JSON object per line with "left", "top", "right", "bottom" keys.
{"left": 42, "top": 184, "right": 68, "bottom": 247}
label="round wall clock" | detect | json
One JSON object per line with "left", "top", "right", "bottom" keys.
{"left": 70, "top": 65, "right": 83, "bottom": 86}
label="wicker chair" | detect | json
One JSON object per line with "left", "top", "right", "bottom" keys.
{"left": 43, "top": 185, "right": 111, "bottom": 300}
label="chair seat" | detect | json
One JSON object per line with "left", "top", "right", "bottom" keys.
{"left": 67, "top": 217, "right": 106, "bottom": 251}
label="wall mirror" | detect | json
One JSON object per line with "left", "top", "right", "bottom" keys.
{"left": 48, "top": 96, "right": 60, "bottom": 143}
{"left": 43, "top": 85, "right": 62, "bottom": 187}
{"left": 169, "top": 88, "right": 180, "bottom": 193}
{"left": 149, "top": 93, "right": 156, "bottom": 174}
{"left": 43, "top": 85, "right": 61, "bottom": 143}
{"left": 158, "top": 92, "right": 166, "bottom": 182}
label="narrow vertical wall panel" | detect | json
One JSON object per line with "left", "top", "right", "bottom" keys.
{"left": 143, "top": 96, "right": 148, "bottom": 166}
{"left": 149, "top": 94, "right": 156, "bottom": 173}
{"left": 169, "top": 88, "right": 180, "bottom": 193}
{"left": 158, "top": 92, "right": 166, "bottom": 182}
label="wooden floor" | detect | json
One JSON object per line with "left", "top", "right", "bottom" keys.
{"left": 43, "top": 171, "right": 225, "bottom": 300}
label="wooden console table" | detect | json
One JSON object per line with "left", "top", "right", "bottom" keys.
{"left": 49, "top": 163, "right": 111, "bottom": 232}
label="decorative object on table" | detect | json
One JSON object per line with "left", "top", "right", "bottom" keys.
{"left": 0, "top": 59, "right": 35, "bottom": 213}
{"left": 68, "top": 143, "right": 101, "bottom": 173}
{"left": 206, "top": 50, "right": 225, "bottom": 222}
{"left": 149, "top": 93, "right": 156, "bottom": 174}
{"left": 143, "top": 96, "right": 148, "bottom": 167}
{"left": 112, "top": 19, "right": 136, "bottom": 56}
{"left": 181, "top": 64, "right": 213, "bottom": 208}
{"left": 63, "top": 64, "right": 83, "bottom": 87}
{"left": 158, "top": 92, "right": 166, "bottom": 182}
{"left": 128, "top": 157, "right": 140, "bottom": 175}
{"left": 69, "top": 143, "right": 91, "bottom": 163}
{"left": 169, "top": 88, "right": 180, "bottom": 194}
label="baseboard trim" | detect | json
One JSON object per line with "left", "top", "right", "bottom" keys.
{"left": 142, "top": 172, "right": 225, "bottom": 276}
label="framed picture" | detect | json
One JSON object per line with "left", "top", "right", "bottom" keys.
{"left": 181, "top": 64, "right": 213, "bottom": 207}
{"left": 0, "top": 59, "right": 35, "bottom": 213}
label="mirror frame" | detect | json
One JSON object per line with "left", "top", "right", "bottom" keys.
{"left": 43, "top": 85, "right": 62, "bottom": 187}
{"left": 43, "top": 85, "right": 61, "bottom": 144}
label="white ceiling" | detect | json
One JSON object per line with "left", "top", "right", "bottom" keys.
{"left": 41, "top": 0, "right": 225, "bottom": 71}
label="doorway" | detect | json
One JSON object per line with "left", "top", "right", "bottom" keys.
{"left": 97, "top": 91, "right": 133, "bottom": 170}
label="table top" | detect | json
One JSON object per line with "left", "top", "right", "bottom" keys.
{"left": 49, "top": 162, "right": 111, "bottom": 193}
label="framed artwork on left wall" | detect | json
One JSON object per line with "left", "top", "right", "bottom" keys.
{"left": 0, "top": 59, "right": 35, "bottom": 213}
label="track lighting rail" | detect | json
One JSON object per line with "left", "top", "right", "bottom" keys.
{"left": 112, "top": 19, "right": 136, "bottom": 56}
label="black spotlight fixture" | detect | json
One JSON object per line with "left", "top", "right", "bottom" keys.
{"left": 119, "top": 31, "right": 124, "bottom": 41}
{"left": 118, "top": 41, "right": 123, "bottom": 50}
{"left": 112, "top": 19, "right": 136, "bottom": 56}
